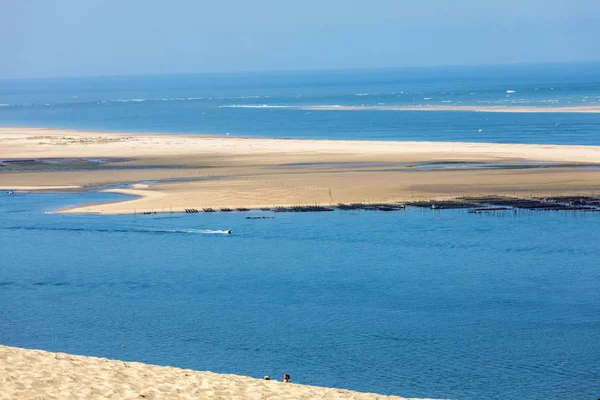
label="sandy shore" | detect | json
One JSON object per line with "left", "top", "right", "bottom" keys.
{"left": 0, "top": 345, "right": 432, "bottom": 400}
{"left": 300, "top": 105, "right": 600, "bottom": 113}
{"left": 2, "top": 126, "right": 600, "bottom": 214}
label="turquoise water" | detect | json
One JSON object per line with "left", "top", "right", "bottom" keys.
{"left": 1, "top": 192, "right": 598, "bottom": 399}
{"left": 1, "top": 63, "right": 600, "bottom": 144}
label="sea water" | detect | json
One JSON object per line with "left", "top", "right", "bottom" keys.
{"left": 1, "top": 65, "right": 599, "bottom": 399}
{"left": 1, "top": 63, "right": 600, "bottom": 144}
{"left": 0, "top": 192, "right": 598, "bottom": 400}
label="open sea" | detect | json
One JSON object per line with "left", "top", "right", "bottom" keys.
{"left": 1, "top": 64, "right": 600, "bottom": 399}
{"left": 1, "top": 63, "right": 600, "bottom": 144}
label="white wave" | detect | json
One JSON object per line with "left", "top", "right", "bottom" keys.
{"left": 441, "top": 101, "right": 452, "bottom": 103}
{"left": 114, "top": 98, "right": 147, "bottom": 103}
{"left": 219, "top": 104, "right": 291, "bottom": 109}
{"left": 234, "top": 95, "right": 267, "bottom": 99}
{"left": 506, "top": 90, "right": 516, "bottom": 94}
{"left": 302, "top": 105, "right": 375, "bottom": 109}
{"left": 355, "top": 93, "right": 376, "bottom": 96}
{"left": 296, "top": 105, "right": 350, "bottom": 109}
{"left": 424, "top": 97, "right": 433, "bottom": 100}
{"left": 106, "top": 97, "right": 208, "bottom": 103}
{"left": 0, "top": 104, "right": 10, "bottom": 107}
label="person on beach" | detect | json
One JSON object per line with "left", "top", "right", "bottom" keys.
{"left": 283, "top": 373, "right": 290, "bottom": 383}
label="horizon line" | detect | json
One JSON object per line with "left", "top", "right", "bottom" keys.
{"left": 1, "top": 60, "right": 600, "bottom": 82}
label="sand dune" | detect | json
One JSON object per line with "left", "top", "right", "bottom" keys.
{"left": 0, "top": 345, "right": 431, "bottom": 400}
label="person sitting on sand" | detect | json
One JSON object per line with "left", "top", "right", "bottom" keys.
{"left": 283, "top": 373, "right": 290, "bottom": 383}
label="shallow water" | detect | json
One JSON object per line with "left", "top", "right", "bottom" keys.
{"left": 0, "top": 192, "right": 598, "bottom": 399}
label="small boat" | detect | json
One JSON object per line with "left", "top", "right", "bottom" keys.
{"left": 225, "top": 229, "right": 232, "bottom": 235}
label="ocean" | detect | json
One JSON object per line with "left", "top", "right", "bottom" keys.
{"left": 1, "top": 64, "right": 600, "bottom": 399}
{"left": 0, "top": 192, "right": 598, "bottom": 400}
{"left": 1, "top": 63, "right": 600, "bottom": 144}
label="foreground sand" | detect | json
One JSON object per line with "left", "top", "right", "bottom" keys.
{"left": 0, "top": 345, "right": 431, "bottom": 400}
{"left": 2, "top": 127, "right": 600, "bottom": 214}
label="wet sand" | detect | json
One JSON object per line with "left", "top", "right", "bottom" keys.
{"left": 1, "top": 127, "right": 600, "bottom": 214}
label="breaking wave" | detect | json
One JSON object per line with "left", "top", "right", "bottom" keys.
{"left": 219, "top": 104, "right": 291, "bottom": 109}
{"left": 114, "top": 98, "right": 146, "bottom": 103}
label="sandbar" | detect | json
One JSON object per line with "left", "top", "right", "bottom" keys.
{"left": 2, "top": 127, "right": 600, "bottom": 214}
{"left": 300, "top": 105, "right": 600, "bottom": 113}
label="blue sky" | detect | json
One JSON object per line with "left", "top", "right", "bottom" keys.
{"left": 1, "top": 0, "right": 599, "bottom": 78}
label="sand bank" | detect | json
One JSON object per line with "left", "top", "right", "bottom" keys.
{"left": 0, "top": 345, "right": 431, "bottom": 400}
{"left": 0, "top": 185, "right": 80, "bottom": 190}
{"left": 300, "top": 105, "right": 600, "bottom": 113}
{"left": 2, "top": 127, "right": 600, "bottom": 214}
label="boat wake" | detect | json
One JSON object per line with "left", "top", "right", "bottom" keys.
{"left": 3, "top": 226, "right": 232, "bottom": 235}
{"left": 169, "top": 229, "right": 231, "bottom": 234}
{"left": 124, "top": 228, "right": 232, "bottom": 235}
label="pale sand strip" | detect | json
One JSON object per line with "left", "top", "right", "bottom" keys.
{"left": 57, "top": 169, "right": 600, "bottom": 215}
{"left": 300, "top": 105, "right": 600, "bottom": 113}
{"left": 0, "top": 345, "right": 432, "bottom": 400}
{"left": 2, "top": 127, "right": 600, "bottom": 214}
{"left": 0, "top": 185, "right": 80, "bottom": 190}
{"left": 2, "top": 126, "right": 600, "bottom": 162}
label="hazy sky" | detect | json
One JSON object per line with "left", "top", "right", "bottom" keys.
{"left": 1, "top": 0, "right": 599, "bottom": 78}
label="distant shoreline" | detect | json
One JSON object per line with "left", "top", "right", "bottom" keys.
{"left": 299, "top": 105, "right": 600, "bottom": 113}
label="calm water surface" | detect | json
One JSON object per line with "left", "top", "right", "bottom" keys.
{"left": 0, "top": 192, "right": 598, "bottom": 400}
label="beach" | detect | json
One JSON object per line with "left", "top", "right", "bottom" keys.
{"left": 2, "top": 126, "right": 600, "bottom": 214}
{"left": 0, "top": 345, "right": 430, "bottom": 400}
